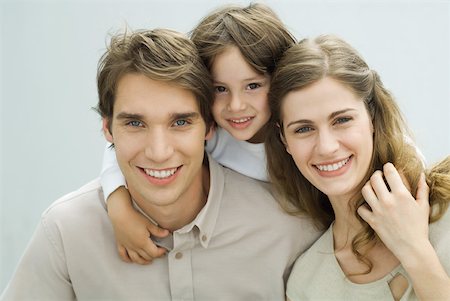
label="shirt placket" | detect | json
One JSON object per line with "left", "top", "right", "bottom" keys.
{"left": 168, "top": 230, "right": 196, "bottom": 301}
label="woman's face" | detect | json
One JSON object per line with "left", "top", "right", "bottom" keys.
{"left": 281, "top": 77, "right": 374, "bottom": 203}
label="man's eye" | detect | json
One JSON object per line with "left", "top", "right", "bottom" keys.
{"left": 173, "top": 120, "right": 189, "bottom": 127}
{"left": 127, "top": 120, "right": 142, "bottom": 127}
{"left": 247, "top": 83, "right": 261, "bottom": 90}
{"left": 214, "top": 86, "right": 227, "bottom": 93}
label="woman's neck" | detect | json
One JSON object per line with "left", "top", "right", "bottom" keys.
{"left": 328, "top": 196, "right": 363, "bottom": 250}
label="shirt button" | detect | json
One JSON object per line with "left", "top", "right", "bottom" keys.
{"left": 175, "top": 252, "right": 183, "bottom": 259}
{"left": 201, "top": 235, "right": 207, "bottom": 242}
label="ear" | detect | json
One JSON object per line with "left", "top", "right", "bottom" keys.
{"left": 205, "top": 125, "right": 215, "bottom": 141}
{"left": 102, "top": 118, "right": 114, "bottom": 143}
{"left": 277, "top": 123, "right": 291, "bottom": 155}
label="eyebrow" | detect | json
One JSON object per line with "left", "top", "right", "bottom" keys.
{"left": 213, "top": 75, "right": 267, "bottom": 85}
{"left": 115, "top": 111, "right": 200, "bottom": 121}
{"left": 169, "top": 112, "right": 200, "bottom": 120}
{"left": 286, "top": 108, "right": 356, "bottom": 128}
{"left": 115, "top": 112, "right": 143, "bottom": 120}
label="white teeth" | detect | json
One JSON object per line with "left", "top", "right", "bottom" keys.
{"left": 144, "top": 168, "right": 177, "bottom": 179}
{"left": 230, "top": 117, "right": 252, "bottom": 123}
{"left": 316, "top": 157, "right": 350, "bottom": 172}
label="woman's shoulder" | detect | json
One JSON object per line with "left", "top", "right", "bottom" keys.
{"left": 429, "top": 204, "right": 450, "bottom": 273}
{"left": 287, "top": 226, "right": 337, "bottom": 299}
{"left": 430, "top": 204, "right": 450, "bottom": 241}
{"left": 289, "top": 225, "right": 333, "bottom": 276}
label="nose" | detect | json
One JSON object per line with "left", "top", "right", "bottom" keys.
{"left": 227, "top": 93, "right": 246, "bottom": 112}
{"left": 316, "top": 129, "right": 339, "bottom": 156}
{"left": 144, "top": 128, "right": 174, "bottom": 163}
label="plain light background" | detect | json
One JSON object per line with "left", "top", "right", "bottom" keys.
{"left": 1, "top": 0, "right": 449, "bottom": 293}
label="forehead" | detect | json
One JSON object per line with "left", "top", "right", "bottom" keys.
{"left": 114, "top": 73, "right": 200, "bottom": 118}
{"left": 282, "top": 77, "right": 364, "bottom": 119}
{"left": 211, "top": 46, "right": 262, "bottom": 81}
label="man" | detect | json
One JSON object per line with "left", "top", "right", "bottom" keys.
{"left": 1, "top": 29, "right": 320, "bottom": 301}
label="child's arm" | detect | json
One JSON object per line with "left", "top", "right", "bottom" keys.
{"left": 107, "top": 187, "right": 168, "bottom": 264}
{"left": 101, "top": 144, "right": 169, "bottom": 264}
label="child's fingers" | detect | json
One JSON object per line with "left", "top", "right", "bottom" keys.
{"left": 142, "top": 238, "right": 167, "bottom": 259}
{"left": 147, "top": 223, "right": 169, "bottom": 238}
{"left": 137, "top": 249, "right": 153, "bottom": 262}
{"left": 128, "top": 250, "right": 151, "bottom": 265}
{"left": 117, "top": 245, "right": 131, "bottom": 263}
{"left": 140, "top": 242, "right": 167, "bottom": 261}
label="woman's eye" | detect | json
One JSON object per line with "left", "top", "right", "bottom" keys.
{"left": 295, "top": 126, "right": 313, "bottom": 134}
{"left": 335, "top": 117, "right": 352, "bottom": 124}
{"left": 127, "top": 120, "right": 142, "bottom": 127}
{"left": 214, "top": 86, "right": 227, "bottom": 93}
{"left": 247, "top": 83, "right": 261, "bottom": 90}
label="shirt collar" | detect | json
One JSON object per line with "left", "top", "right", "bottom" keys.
{"left": 132, "top": 153, "right": 225, "bottom": 249}
{"left": 176, "top": 154, "right": 224, "bottom": 248}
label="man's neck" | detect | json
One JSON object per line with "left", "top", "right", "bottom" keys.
{"left": 133, "top": 164, "right": 210, "bottom": 232}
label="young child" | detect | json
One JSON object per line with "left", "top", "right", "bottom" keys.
{"left": 101, "top": 3, "right": 296, "bottom": 264}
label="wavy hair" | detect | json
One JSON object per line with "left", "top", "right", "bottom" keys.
{"left": 96, "top": 28, "right": 214, "bottom": 132}
{"left": 190, "top": 3, "right": 295, "bottom": 76}
{"left": 266, "top": 35, "right": 450, "bottom": 273}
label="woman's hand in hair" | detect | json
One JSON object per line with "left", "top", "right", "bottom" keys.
{"left": 357, "top": 163, "right": 430, "bottom": 261}
{"left": 359, "top": 164, "right": 450, "bottom": 301}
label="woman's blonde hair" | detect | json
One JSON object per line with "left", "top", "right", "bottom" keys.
{"left": 266, "top": 35, "right": 450, "bottom": 273}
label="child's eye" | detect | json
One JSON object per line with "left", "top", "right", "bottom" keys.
{"left": 126, "top": 120, "right": 143, "bottom": 127}
{"left": 173, "top": 119, "right": 190, "bottom": 127}
{"left": 335, "top": 117, "right": 352, "bottom": 125}
{"left": 247, "top": 83, "right": 261, "bottom": 90}
{"left": 214, "top": 86, "right": 227, "bottom": 93}
{"left": 295, "top": 126, "right": 313, "bottom": 134}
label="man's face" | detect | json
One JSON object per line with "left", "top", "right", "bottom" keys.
{"left": 103, "top": 73, "right": 212, "bottom": 209}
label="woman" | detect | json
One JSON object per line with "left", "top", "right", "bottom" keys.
{"left": 265, "top": 35, "right": 450, "bottom": 300}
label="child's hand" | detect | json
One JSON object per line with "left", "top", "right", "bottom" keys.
{"left": 357, "top": 163, "right": 430, "bottom": 261}
{"left": 107, "top": 187, "right": 169, "bottom": 265}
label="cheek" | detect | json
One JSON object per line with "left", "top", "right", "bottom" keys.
{"left": 255, "top": 92, "right": 270, "bottom": 113}
{"left": 286, "top": 138, "right": 310, "bottom": 169}
{"left": 211, "top": 98, "right": 223, "bottom": 119}
{"left": 113, "top": 133, "right": 141, "bottom": 161}
{"left": 179, "top": 129, "right": 207, "bottom": 153}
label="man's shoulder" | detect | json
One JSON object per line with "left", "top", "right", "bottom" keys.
{"left": 218, "top": 165, "right": 322, "bottom": 254}
{"left": 42, "top": 178, "right": 105, "bottom": 221}
{"left": 221, "top": 166, "right": 273, "bottom": 197}
{"left": 220, "top": 167, "right": 290, "bottom": 215}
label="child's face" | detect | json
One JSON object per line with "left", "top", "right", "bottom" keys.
{"left": 210, "top": 46, "right": 270, "bottom": 143}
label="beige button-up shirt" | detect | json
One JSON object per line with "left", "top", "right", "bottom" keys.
{"left": 1, "top": 157, "right": 321, "bottom": 301}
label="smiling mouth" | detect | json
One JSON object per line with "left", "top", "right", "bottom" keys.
{"left": 314, "top": 156, "right": 351, "bottom": 172}
{"left": 143, "top": 167, "right": 180, "bottom": 179}
{"left": 228, "top": 117, "right": 253, "bottom": 124}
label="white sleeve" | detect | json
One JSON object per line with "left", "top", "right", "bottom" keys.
{"left": 205, "top": 130, "right": 218, "bottom": 154}
{"left": 0, "top": 219, "right": 76, "bottom": 301}
{"left": 100, "top": 143, "right": 126, "bottom": 202}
